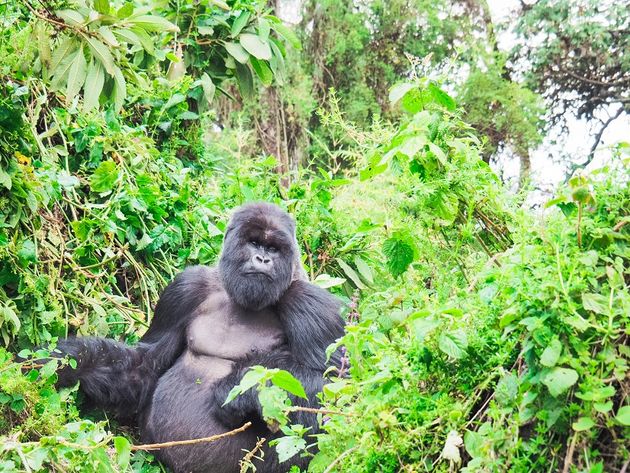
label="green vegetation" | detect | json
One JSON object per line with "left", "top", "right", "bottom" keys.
{"left": 1, "top": 0, "right": 628, "bottom": 472}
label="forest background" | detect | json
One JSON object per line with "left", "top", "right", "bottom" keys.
{"left": 0, "top": 0, "right": 628, "bottom": 472}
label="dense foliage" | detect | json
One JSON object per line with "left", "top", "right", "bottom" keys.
{"left": 0, "top": 0, "right": 628, "bottom": 472}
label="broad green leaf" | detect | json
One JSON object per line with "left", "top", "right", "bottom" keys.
{"left": 56, "top": 9, "right": 84, "bottom": 26}
{"left": 428, "top": 82, "right": 456, "bottom": 111}
{"left": 269, "top": 21, "right": 301, "bottom": 50}
{"left": 542, "top": 367, "right": 578, "bottom": 397}
{"left": 51, "top": 48, "right": 81, "bottom": 90}
{"left": 128, "top": 15, "right": 179, "bottom": 32}
{"left": 235, "top": 62, "right": 254, "bottom": 99}
{"left": 200, "top": 73, "right": 216, "bottom": 105}
{"left": 258, "top": 17, "right": 271, "bottom": 42}
{"left": 271, "top": 370, "right": 307, "bottom": 399}
{"left": 409, "top": 314, "right": 440, "bottom": 341}
{"left": 117, "top": 3, "right": 133, "bottom": 18}
{"left": 224, "top": 42, "right": 249, "bottom": 64}
{"left": 210, "top": 0, "right": 230, "bottom": 9}
{"left": 389, "top": 83, "right": 415, "bottom": 104}
{"left": 383, "top": 233, "right": 416, "bottom": 278}
{"left": 224, "top": 367, "right": 266, "bottom": 405}
{"left": 272, "top": 435, "right": 306, "bottom": 463}
{"left": 65, "top": 46, "right": 87, "bottom": 105}
{"left": 336, "top": 258, "right": 366, "bottom": 290}
{"left": 438, "top": 329, "right": 468, "bottom": 359}
{"left": 93, "top": 0, "right": 110, "bottom": 14}
{"left": 268, "top": 40, "right": 286, "bottom": 85}
{"left": 240, "top": 33, "right": 272, "bottom": 60}
{"left": 572, "top": 417, "right": 595, "bottom": 431}
{"left": 114, "top": 436, "right": 131, "bottom": 468}
{"left": 129, "top": 27, "right": 155, "bottom": 55}
{"left": 540, "top": 338, "right": 562, "bottom": 367}
{"left": 582, "top": 293, "right": 608, "bottom": 315}
{"left": 0, "top": 167, "right": 11, "bottom": 190}
{"left": 615, "top": 406, "right": 630, "bottom": 426}
{"left": 90, "top": 160, "right": 119, "bottom": 193}
{"left": 231, "top": 11, "right": 251, "bottom": 37}
{"left": 113, "top": 28, "right": 141, "bottom": 47}
{"left": 0, "top": 305, "right": 20, "bottom": 333}
{"left": 85, "top": 37, "right": 115, "bottom": 74}
{"left": 50, "top": 37, "right": 77, "bottom": 72}
{"left": 250, "top": 57, "right": 273, "bottom": 86}
{"left": 83, "top": 60, "right": 104, "bottom": 111}
{"left": 428, "top": 142, "right": 447, "bottom": 165}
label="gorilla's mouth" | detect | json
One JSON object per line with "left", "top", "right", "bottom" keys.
{"left": 243, "top": 271, "right": 273, "bottom": 280}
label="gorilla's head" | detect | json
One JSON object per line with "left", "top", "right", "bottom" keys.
{"left": 219, "top": 202, "right": 303, "bottom": 310}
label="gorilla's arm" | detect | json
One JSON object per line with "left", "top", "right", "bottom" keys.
{"left": 53, "top": 266, "right": 215, "bottom": 419}
{"left": 214, "top": 280, "right": 344, "bottom": 429}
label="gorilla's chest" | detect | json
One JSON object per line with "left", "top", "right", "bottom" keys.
{"left": 186, "top": 291, "right": 285, "bottom": 361}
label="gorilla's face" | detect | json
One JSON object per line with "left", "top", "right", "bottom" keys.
{"left": 219, "top": 203, "right": 298, "bottom": 310}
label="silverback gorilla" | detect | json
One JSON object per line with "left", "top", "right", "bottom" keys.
{"left": 52, "top": 202, "right": 345, "bottom": 472}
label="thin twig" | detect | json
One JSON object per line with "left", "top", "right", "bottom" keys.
{"left": 323, "top": 445, "right": 359, "bottom": 473}
{"left": 130, "top": 422, "right": 252, "bottom": 451}
{"left": 239, "top": 436, "right": 267, "bottom": 473}
{"left": 287, "top": 406, "right": 354, "bottom": 417}
{"left": 561, "top": 433, "right": 578, "bottom": 473}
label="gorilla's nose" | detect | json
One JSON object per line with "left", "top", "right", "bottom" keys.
{"left": 252, "top": 254, "right": 272, "bottom": 271}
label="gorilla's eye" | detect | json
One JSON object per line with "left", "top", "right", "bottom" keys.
{"left": 267, "top": 246, "right": 278, "bottom": 253}
{"left": 249, "top": 239, "right": 261, "bottom": 248}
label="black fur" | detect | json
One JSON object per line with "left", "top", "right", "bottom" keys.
{"left": 47, "top": 203, "right": 344, "bottom": 473}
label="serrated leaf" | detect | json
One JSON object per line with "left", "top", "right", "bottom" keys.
{"left": 250, "top": 57, "right": 273, "bottom": 86}
{"left": 240, "top": 33, "right": 272, "bottom": 60}
{"left": 273, "top": 435, "right": 306, "bottom": 463}
{"left": 224, "top": 42, "right": 249, "bottom": 64}
{"left": 90, "top": 160, "right": 119, "bottom": 193}
{"left": 85, "top": 36, "right": 115, "bottom": 74}
{"left": 231, "top": 11, "right": 251, "bottom": 37}
{"left": 542, "top": 367, "right": 578, "bottom": 397}
{"left": 51, "top": 48, "right": 81, "bottom": 90}
{"left": 438, "top": 330, "right": 468, "bottom": 359}
{"left": 389, "top": 83, "right": 415, "bottom": 104}
{"left": 65, "top": 45, "right": 86, "bottom": 105}
{"left": 540, "top": 338, "right": 562, "bottom": 367}
{"left": 223, "top": 368, "right": 266, "bottom": 405}
{"left": 271, "top": 370, "right": 307, "bottom": 399}
{"left": 582, "top": 293, "right": 608, "bottom": 315}
{"left": 83, "top": 60, "right": 104, "bottom": 111}
{"left": 383, "top": 233, "right": 416, "bottom": 278}
{"left": 128, "top": 15, "right": 179, "bottom": 32}
{"left": 50, "top": 38, "right": 76, "bottom": 72}
{"left": 269, "top": 21, "right": 301, "bottom": 50}
{"left": 428, "top": 82, "right": 456, "bottom": 111}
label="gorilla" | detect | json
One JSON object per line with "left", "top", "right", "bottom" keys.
{"left": 50, "top": 202, "right": 345, "bottom": 473}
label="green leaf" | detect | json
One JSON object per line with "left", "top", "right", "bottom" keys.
{"left": 0, "top": 167, "right": 11, "bottom": 190}
{"left": 582, "top": 293, "right": 608, "bottom": 315}
{"left": 83, "top": 60, "right": 104, "bottom": 111}
{"left": 116, "top": 3, "right": 133, "bottom": 18}
{"left": 258, "top": 18, "right": 271, "bottom": 42}
{"left": 542, "top": 367, "right": 578, "bottom": 397}
{"left": 353, "top": 256, "right": 374, "bottom": 285}
{"left": 113, "top": 28, "right": 141, "bottom": 47}
{"left": 312, "top": 274, "right": 346, "bottom": 289}
{"left": 250, "top": 57, "right": 273, "bottom": 86}
{"left": 97, "top": 26, "right": 119, "bottom": 47}
{"left": 383, "top": 233, "right": 416, "bottom": 278}
{"left": 17, "top": 240, "right": 37, "bottom": 264}
{"left": 90, "top": 160, "right": 119, "bottom": 193}
{"left": 615, "top": 406, "right": 630, "bottom": 426}
{"left": 0, "top": 305, "right": 20, "bottom": 333}
{"left": 93, "top": 0, "right": 109, "bottom": 14}
{"left": 224, "top": 367, "right": 266, "bottom": 405}
{"left": 200, "top": 73, "right": 216, "bottom": 105}
{"left": 65, "top": 45, "right": 87, "bottom": 104}
{"left": 113, "top": 436, "right": 131, "bottom": 468}
{"left": 224, "top": 42, "right": 249, "bottom": 64}
{"left": 50, "top": 37, "right": 77, "bottom": 72}
{"left": 572, "top": 417, "right": 595, "bottom": 431}
{"left": 56, "top": 9, "right": 84, "bottom": 26}
{"left": 428, "top": 82, "right": 456, "bottom": 111}
{"left": 438, "top": 329, "right": 468, "bottom": 359}
{"left": 235, "top": 62, "right": 254, "bottom": 99}
{"left": 111, "top": 66, "right": 126, "bottom": 112}
{"left": 409, "top": 314, "right": 440, "bottom": 341}
{"left": 271, "top": 370, "right": 307, "bottom": 399}
{"left": 240, "top": 33, "right": 272, "bottom": 60}
{"left": 389, "top": 83, "right": 415, "bottom": 104}
{"left": 428, "top": 142, "right": 447, "bottom": 165}
{"left": 269, "top": 21, "right": 301, "bottom": 50}
{"left": 85, "top": 36, "right": 115, "bottom": 75}
{"left": 336, "top": 258, "right": 366, "bottom": 290}
{"left": 128, "top": 15, "right": 179, "bottom": 32}
{"left": 540, "top": 338, "right": 562, "bottom": 367}
{"left": 272, "top": 435, "right": 306, "bottom": 463}
{"left": 231, "top": 11, "right": 251, "bottom": 37}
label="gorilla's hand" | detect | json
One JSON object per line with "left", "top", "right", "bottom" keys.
{"left": 211, "top": 366, "right": 263, "bottom": 429}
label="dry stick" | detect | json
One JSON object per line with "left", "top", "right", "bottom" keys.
{"left": 323, "top": 445, "right": 359, "bottom": 473}
{"left": 561, "top": 433, "right": 578, "bottom": 473}
{"left": 239, "top": 436, "right": 267, "bottom": 473}
{"left": 130, "top": 422, "right": 252, "bottom": 451}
